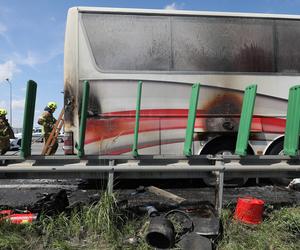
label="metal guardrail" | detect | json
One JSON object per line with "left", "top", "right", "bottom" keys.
{"left": 3, "top": 80, "right": 300, "bottom": 215}
{"left": 0, "top": 156, "right": 299, "bottom": 215}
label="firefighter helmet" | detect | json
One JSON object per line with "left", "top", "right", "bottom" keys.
{"left": 0, "top": 109, "right": 7, "bottom": 116}
{"left": 47, "top": 102, "right": 57, "bottom": 110}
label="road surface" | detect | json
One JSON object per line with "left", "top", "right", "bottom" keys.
{"left": 6, "top": 142, "right": 64, "bottom": 156}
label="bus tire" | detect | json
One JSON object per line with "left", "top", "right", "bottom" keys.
{"left": 200, "top": 137, "right": 249, "bottom": 187}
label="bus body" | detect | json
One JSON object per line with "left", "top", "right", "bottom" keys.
{"left": 63, "top": 7, "right": 300, "bottom": 156}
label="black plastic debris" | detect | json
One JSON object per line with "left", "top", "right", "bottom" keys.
{"left": 142, "top": 201, "right": 221, "bottom": 250}
{"left": 28, "top": 189, "right": 69, "bottom": 216}
{"left": 145, "top": 207, "right": 194, "bottom": 249}
{"left": 179, "top": 233, "right": 213, "bottom": 250}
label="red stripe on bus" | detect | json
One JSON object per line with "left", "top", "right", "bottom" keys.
{"left": 84, "top": 109, "right": 286, "bottom": 144}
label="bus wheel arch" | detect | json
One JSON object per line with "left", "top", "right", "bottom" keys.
{"left": 264, "top": 136, "right": 284, "bottom": 155}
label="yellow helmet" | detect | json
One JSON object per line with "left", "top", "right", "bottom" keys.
{"left": 0, "top": 108, "right": 7, "bottom": 116}
{"left": 47, "top": 102, "right": 57, "bottom": 110}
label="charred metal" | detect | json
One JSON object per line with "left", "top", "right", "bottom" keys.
{"left": 203, "top": 93, "right": 242, "bottom": 132}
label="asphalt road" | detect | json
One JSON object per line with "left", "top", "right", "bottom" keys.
{"left": 6, "top": 142, "right": 64, "bottom": 156}
{"left": 0, "top": 180, "right": 299, "bottom": 208}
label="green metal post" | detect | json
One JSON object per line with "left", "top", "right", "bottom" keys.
{"left": 183, "top": 83, "right": 201, "bottom": 157}
{"left": 20, "top": 80, "right": 37, "bottom": 158}
{"left": 77, "top": 81, "right": 90, "bottom": 158}
{"left": 235, "top": 84, "right": 257, "bottom": 156}
{"left": 283, "top": 85, "right": 300, "bottom": 156}
{"left": 132, "top": 81, "right": 142, "bottom": 157}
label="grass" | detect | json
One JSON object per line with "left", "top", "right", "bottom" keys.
{"left": 0, "top": 192, "right": 152, "bottom": 250}
{"left": 219, "top": 206, "right": 300, "bottom": 250}
{"left": 0, "top": 192, "right": 299, "bottom": 250}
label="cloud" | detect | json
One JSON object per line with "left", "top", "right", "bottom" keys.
{"left": 0, "top": 60, "right": 20, "bottom": 82}
{"left": 0, "top": 47, "right": 63, "bottom": 77}
{"left": 165, "top": 2, "right": 183, "bottom": 10}
{"left": 12, "top": 48, "right": 63, "bottom": 68}
{"left": 12, "top": 51, "right": 44, "bottom": 68}
{"left": 18, "top": 51, "right": 41, "bottom": 68}
{"left": 12, "top": 99, "right": 25, "bottom": 110}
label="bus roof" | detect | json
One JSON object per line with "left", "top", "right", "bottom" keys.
{"left": 72, "top": 6, "right": 300, "bottom": 20}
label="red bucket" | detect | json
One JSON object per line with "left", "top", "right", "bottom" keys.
{"left": 234, "top": 197, "right": 265, "bottom": 224}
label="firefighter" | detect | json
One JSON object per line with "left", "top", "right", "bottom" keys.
{"left": 38, "top": 102, "right": 58, "bottom": 155}
{"left": 0, "top": 109, "right": 15, "bottom": 155}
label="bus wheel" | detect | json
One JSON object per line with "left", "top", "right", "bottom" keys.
{"left": 267, "top": 140, "right": 292, "bottom": 186}
{"left": 200, "top": 138, "right": 248, "bottom": 187}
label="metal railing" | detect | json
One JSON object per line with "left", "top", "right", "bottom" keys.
{"left": 1, "top": 79, "right": 300, "bottom": 215}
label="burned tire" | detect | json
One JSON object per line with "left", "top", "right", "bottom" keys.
{"left": 200, "top": 137, "right": 249, "bottom": 186}
{"left": 267, "top": 140, "right": 292, "bottom": 186}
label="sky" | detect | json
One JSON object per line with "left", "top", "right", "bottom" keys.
{"left": 1, "top": 0, "right": 300, "bottom": 127}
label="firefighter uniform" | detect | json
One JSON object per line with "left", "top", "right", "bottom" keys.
{"left": 38, "top": 102, "right": 58, "bottom": 155}
{"left": 0, "top": 109, "right": 15, "bottom": 155}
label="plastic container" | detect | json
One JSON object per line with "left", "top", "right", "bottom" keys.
{"left": 1, "top": 212, "right": 38, "bottom": 224}
{"left": 234, "top": 197, "right": 265, "bottom": 224}
{"left": 6, "top": 213, "right": 38, "bottom": 224}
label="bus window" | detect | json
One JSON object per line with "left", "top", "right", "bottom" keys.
{"left": 82, "top": 13, "right": 171, "bottom": 71}
{"left": 276, "top": 20, "right": 300, "bottom": 73}
{"left": 172, "top": 16, "right": 274, "bottom": 72}
{"left": 82, "top": 14, "right": 275, "bottom": 73}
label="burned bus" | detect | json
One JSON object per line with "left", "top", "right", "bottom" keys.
{"left": 63, "top": 7, "right": 300, "bottom": 157}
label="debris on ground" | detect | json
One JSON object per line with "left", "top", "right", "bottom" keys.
{"left": 0, "top": 209, "right": 38, "bottom": 224}
{"left": 288, "top": 178, "right": 300, "bottom": 191}
{"left": 146, "top": 185, "right": 186, "bottom": 204}
{"left": 142, "top": 203, "right": 219, "bottom": 249}
{"left": 28, "top": 189, "right": 69, "bottom": 216}
{"left": 179, "top": 233, "right": 213, "bottom": 250}
{"left": 0, "top": 186, "right": 298, "bottom": 249}
{"left": 0, "top": 189, "right": 70, "bottom": 224}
